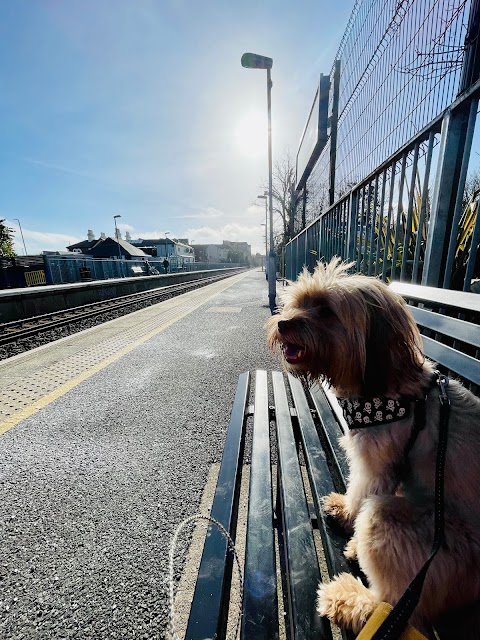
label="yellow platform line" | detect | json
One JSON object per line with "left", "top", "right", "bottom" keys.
{"left": 0, "top": 273, "right": 248, "bottom": 435}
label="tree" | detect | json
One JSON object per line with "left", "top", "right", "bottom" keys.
{"left": 0, "top": 220, "right": 16, "bottom": 257}
{"left": 258, "top": 148, "right": 342, "bottom": 270}
{"left": 463, "top": 167, "right": 480, "bottom": 209}
{"left": 259, "top": 149, "right": 300, "bottom": 248}
{"left": 272, "top": 151, "right": 296, "bottom": 245}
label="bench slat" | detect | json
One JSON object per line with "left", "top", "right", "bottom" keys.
{"left": 309, "top": 385, "right": 349, "bottom": 485}
{"left": 421, "top": 336, "right": 480, "bottom": 386}
{"left": 186, "top": 371, "right": 250, "bottom": 640}
{"left": 409, "top": 305, "right": 480, "bottom": 349}
{"left": 390, "top": 281, "right": 480, "bottom": 313}
{"left": 242, "top": 370, "right": 278, "bottom": 639}
{"left": 272, "top": 372, "right": 332, "bottom": 640}
{"left": 290, "top": 376, "right": 359, "bottom": 585}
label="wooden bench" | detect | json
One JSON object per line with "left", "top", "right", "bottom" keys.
{"left": 184, "top": 283, "right": 480, "bottom": 640}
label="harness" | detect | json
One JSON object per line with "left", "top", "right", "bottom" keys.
{"left": 340, "top": 372, "right": 452, "bottom": 639}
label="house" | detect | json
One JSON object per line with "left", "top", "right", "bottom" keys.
{"left": 191, "top": 244, "right": 229, "bottom": 263}
{"left": 192, "top": 240, "right": 252, "bottom": 264}
{"left": 223, "top": 240, "right": 252, "bottom": 257}
{"left": 65, "top": 239, "right": 98, "bottom": 254}
{"left": 89, "top": 237, "right": 148, "bottom": 259}
{"left": 66, "top": 236, "right": 148, "bottom": 260}
{"left": 129, "top": 238, "right": 194, "bottom": 263}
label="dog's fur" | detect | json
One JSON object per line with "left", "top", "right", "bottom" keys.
{"left": 266, "top": 259, "right": 480, "bottom": 639}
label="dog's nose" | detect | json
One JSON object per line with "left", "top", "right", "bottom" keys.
{"left": 278, "top": 320, "right": 290, "bottom": 334}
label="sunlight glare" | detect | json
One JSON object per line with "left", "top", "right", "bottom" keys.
{"left": 234, "top": 109, "right": 266, "bottom": 158}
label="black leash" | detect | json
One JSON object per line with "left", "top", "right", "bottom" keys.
{"left": 371, "top": 372, "right": 451, "bottom": 640}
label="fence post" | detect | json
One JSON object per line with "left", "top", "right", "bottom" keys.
{"left": 346, "top": 189, "right": 358, "bottom": 262}
{"left": 458, "top": 0, "right": 480, "bottom": 94}
{"left": 422, "top": 100, "right": 475, "bottom": 287}
{"left": 422, "top": 0, "right": 480, "bottom": 288}
{"left": 329, "top": 60, "right": 341, "bottom": 206}
{"left": 43, "top": 256, "right": 53, "bottom": 285}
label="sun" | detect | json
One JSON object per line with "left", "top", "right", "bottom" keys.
{"left": 233, "top": 109, "right": 267, "bottom": 158}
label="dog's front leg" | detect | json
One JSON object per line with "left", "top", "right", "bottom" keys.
{"left": 323, "top": 432, "right": 398, "bottom": 529}
{"left": 322, "top": 492, "right": 355, "bottom": 532}
{"left": 317, "top": 573, "right": 378, "bottom": 633}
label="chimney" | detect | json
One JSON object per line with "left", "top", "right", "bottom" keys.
{"left": 87, "top": 229, "right": 95, "bottom": 241}
{"left": 100, "top": 232, "right": 106, "bottom": 240}
{"left": 115, "top": 228, "right": 122, "bottom": 240}
{"left": 125, "top": 231, "right": 132, "bottom": 242}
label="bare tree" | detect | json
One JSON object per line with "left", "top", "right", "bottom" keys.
{"left": 259, "top": 149, "right": 308, "bottom": 247}
{"left": 259, "top": 148, "right": 347, "bottom": 252}
{"left": 463, "top": 167, "right": 480, "bottom": 208}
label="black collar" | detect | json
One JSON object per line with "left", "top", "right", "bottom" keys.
{"left": 337, "top": 395, "right": 413, "bottom": 429}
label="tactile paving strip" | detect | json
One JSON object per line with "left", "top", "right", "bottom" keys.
{"left": 0, "top": 272, "right": 248, "bottom": 427}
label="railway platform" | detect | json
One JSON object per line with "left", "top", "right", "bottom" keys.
{"left": 0, "top": 268, "right": 281, "bottom": 639}
{"left": 0, "top": 267, "right": 242, "bottom": 323}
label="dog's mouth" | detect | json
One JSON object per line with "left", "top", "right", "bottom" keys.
{"left": 282, "top": 342, "right": 306, "bottom": 364}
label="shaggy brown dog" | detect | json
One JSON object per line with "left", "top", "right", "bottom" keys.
{"left": 266, "top": 259, "right": 480, "bottom": 639}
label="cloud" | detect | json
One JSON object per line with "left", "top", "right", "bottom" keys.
{"left": 129, "top": 230, "right": 171, "bottom": 239}
{"left": 175, "top": 207, "right": 224, "bottom": 220}
{"left": 117, "top": 222, "right": 134, "bottom": 232}
{"left": 246, "top": 204, "right": 267, "bottom": 216}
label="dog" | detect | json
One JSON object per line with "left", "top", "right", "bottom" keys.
{"left": 266, "top": 258, "right": 480, "bottom": 639}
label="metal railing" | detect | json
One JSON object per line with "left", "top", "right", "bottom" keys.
{"left": 312, "top": 0, "right": 471, "bottom": 204}
{"left": 286, "top": 0, "right": 480, "bottom": 292}
{"left": 41, "top": 256, "right": 241, "bottom": 286}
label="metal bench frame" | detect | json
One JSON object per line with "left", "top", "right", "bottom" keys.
{"left": 185, "top": 284, "right": 480, "bottom": 640}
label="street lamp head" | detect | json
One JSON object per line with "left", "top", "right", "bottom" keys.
{"left": 114, "top": 214, "right": 121, "bottom": 219}
{"left": 257, "top": 195, "right": 267, "bottom": 200}
{"left": 241, "top": 53, "right": 273, "bottom": 70}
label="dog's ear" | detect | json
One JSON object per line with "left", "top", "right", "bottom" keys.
{"left": 363, "top": 288, "right": 423, "bottom": 396}
{"left": 363, "top": 304, "right": 392, "bottom": 395}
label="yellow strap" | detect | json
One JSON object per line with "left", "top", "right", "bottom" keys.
{"left": 356, "top": 603, "right": 429, "bottom": 640}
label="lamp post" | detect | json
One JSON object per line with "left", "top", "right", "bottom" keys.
{"left": 242, "top": 52, "right": 276, "bottom": 312}
{"left": 113, "top": 215, "right": 122, "bottom": 260}
{"left": 257, "top": 194, "right": 268, "bottom": 278}
{"left": 164, "top": 231, "right": 171, "bottom": 258}
{"left": 260, "top": 223, "right": 267, "bottom": 272}
{"left": 12, "top": 218, "right": 27, "bottom": 255}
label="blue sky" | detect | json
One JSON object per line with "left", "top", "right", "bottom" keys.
{"left": 0, "top": 0, "right": 353, "bottom": 255}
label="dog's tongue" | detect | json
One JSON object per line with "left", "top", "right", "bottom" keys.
{"left": 284, "top": 344, "right": 305, "bottom": 364}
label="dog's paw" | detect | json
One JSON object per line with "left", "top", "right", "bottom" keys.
{"left": 344, "top": 537, "right": 357, "bottom": 561}
{"left": 317, "top": 573, "right": 378, "bottom": 634}
{"left": 322, "top": 493, "right": 354, "bottom": 531}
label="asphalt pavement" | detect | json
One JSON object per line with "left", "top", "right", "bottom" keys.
{"left": 0, "top": 269, "right": 282, "bottom": 639}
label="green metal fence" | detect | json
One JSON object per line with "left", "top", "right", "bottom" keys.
{"left": 287, "top": 0, "right": 480, "bottom": 292}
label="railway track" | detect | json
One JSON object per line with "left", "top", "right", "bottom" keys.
{"left": 0, "top": 269, "right": 245, "bottom": 359}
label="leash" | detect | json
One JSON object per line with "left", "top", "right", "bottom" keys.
{"left": 168, "top": 514, "right": 244, "bottom": 640}
{"left": 370, "top": 372, "right": 451, "bottom": 639}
